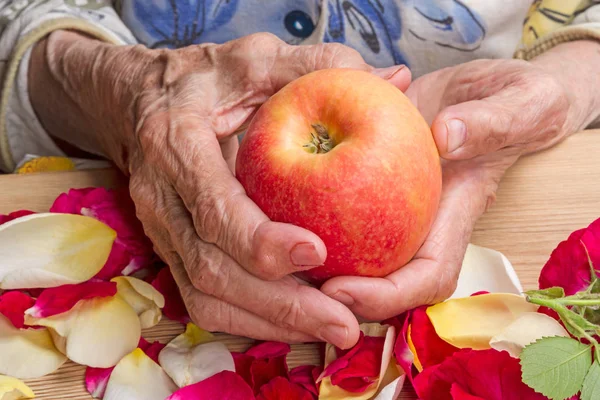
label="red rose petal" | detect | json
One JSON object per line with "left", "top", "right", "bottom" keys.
{"left": 27, "top": 281, "right": 117, "bottom": 318}
{"left": 84, "top": 337, "right": 165, "bottom": 398}
{"left": 413, "top": 349, "right": 546, "bottom": 400}
{"left": 320, "top": 332, "right": 385, "bottom": 393}
{"left": 166, "top": 370, "right": 254, "bottom": 400}
{"left": 256, "top": 376, "right": 314, "bottom": 400}
{"left": 0, "top": 210, "right": 35, "bottom": 225}
{"left": 539, "top": 218, "right": 600, "bottom": 295}
{"left": 410, "top": 306, "right": 459, "bottom": 369}
{"left": 384, "top": 312, "right": 414, "bottom": 381}
{"left": 451, "top": 384, "right": 486, "bottom": 400}
{"left": 289, "top": 365, "right": 321, "bottom": 397}
{"left": 0, "top": 291, "right": 35, "bottom": 328}
{"left": 246, "top": 341, "right": 291, "bottom": 359}
{"left": 50, "top": 188, "right": 156, "bottom": 279}
{"left": 151, "top": 267, "right": 191, "bottom": 324}
{"left": 138, "top": 337, "right": 166, "bottom": 364}
{"left": 233, "top": 341, "right": 291, "bottom": 394}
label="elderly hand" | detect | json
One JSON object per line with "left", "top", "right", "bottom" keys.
{"left": 29, "top": 31, "right": 411, "bottom": 348}
{"left": 321, "top": 40, "right": 600, "bottom": 320}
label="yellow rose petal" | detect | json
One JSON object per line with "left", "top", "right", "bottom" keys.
{"left": 0, "top": 315, "right": 66, "bottom": 379}
{"left": 405, "top": 325, "right": 423, "bottom": 372}
{"left": 112, "top": 276, "right": 165, "bottom": 329}
{"left": 0, "top": 375, "right": 35, "bottom": 400}
{"left": 318, "top": 323, "right": 397, "bottom": 400}
{"left": 0, "top": 213, "right": 116, "bottom": 289}
{"left": 426, "top": 293, "right": 538, "bottom": 350}
{"left": 104, "top": 348, "right": 177, "bottom": 400}
{"left": 25, "top": 296, "right": 140, "bottom": 368}
{"left": 490, "top": 311, "right": 569, "bottom": 357}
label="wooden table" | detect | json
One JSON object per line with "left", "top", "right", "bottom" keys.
{"left": 1, "top": 130, "right": 599, "bottom": 399}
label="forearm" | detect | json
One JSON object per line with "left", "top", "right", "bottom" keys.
{"left": 28, "top": 30, "right": 157, "bottom": 172}
{"left": 530, "top": 40, "right": 600, "bottom": 132}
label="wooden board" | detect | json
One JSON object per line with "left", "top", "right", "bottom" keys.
{"left": 1, "top": 130, "right": 599, "bottom": 399}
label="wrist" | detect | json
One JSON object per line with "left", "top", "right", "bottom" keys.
{"left": 28, "top": 30, "right": 160, "bottom": 172}
{"left": 530, "top": 40, "right": 600, "bottom": 132}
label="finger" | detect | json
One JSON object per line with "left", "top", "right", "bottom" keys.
{"left": 371, "top": 65, "right": 412, "bottom": 92}
{"left": 168, "top": 255, "right": 319, "bottom": 343}
{"left": 156, "top": 186, "right": 360, "bottom": 349}
{"left": 162, "top": 119, "right": 327, "bottom": 281}
{"left": 321, "top": 168, "right": 491, "bottom": 320}
{"left": 220, "top": 136, "right": 239, "bottom": 174}
{"left": 431, "top": 82, "right": 567, "bottom": 160}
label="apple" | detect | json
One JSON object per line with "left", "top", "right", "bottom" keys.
{"left": 235, "top": 68, "right": 441, "bottom": 283}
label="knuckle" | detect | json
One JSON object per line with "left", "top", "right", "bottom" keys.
{"left": 317, "top": 43, "right": 365, "bottom": 68}
{"left": 187, "top": 246, "right": 230, "bottom": 298}
{"left": 271, "top": 296, "right": 305, "bottom": 330}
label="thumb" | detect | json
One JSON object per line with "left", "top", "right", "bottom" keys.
{"left": 431, "top": 95, "right": 544, "bottom": 160}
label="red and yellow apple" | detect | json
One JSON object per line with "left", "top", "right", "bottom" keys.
{"left": 235, "top": 68, "right": 441, "bottom": 283}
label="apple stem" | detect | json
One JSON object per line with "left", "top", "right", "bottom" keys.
{"left": 304, "top": 124, "right": 335, "bottom": 154}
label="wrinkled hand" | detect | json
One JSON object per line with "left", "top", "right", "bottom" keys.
{"left": 30, "top": 31, "right": 411, "bottom": 348}
{"left": 322, "top": 41, "right": 600, "bottom": 320}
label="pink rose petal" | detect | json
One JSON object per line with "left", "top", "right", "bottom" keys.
{"left": 50, "top": 188, "right": 156, "bottom": 280}
{"left": 319, "top": 332, "right": 386, "bottom": 393}
{"left": 539, "top": 218, "right": 600, "bottom": 295}
{"left": 256, "top": 376, "right": 314, "bottom": 400}
{"left": 0, "top": 291, "right": 35, "bottom": 328}
{"left": 246, "top": 341, "right": 291, "bottom": 359}
{"left": 289, "top": 365, "right": 321, "bottom": 398}
{"left": 451, "top": 383, "right": 486, "bottom": 400}
{"left": 84, "top": 337, "right": 166, "bottom": 398}
{"left": 151, "top": 267, "right": 191, "bottom": 324}
{"left": 27, "top": 281, "right": 117, "bottom": 318}
{"left": 384, "top": 312, "right": 414, "bottom": 381}
{"left": 165, "top": 370, "right": 254, "bottom": 400}
{"left": 0, "top": 210, "right": 35, "bottom": 225}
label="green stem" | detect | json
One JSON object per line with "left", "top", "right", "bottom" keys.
{"left": 529, "top": 297, "right": 600, "bottom": 307}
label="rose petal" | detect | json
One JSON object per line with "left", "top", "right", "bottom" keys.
{"left": 539, "top": 218, "right": 600, "bottom": 294}
{"left": 112, "top": 276, "right": 164, "bottom": 329}
{"left": 318, "top": 323, "right": 396, "bottom": 400}
{"left": 165, "top": 370, "right": 254, "bottom": 400}
{"left": 384, "top": 312, "right": 414, "bottom": 380}
{"left": 425, "top": 293, "right": 538, "bottom": 350}
{"left": 233, "top": 341, "right": 291, "bottom": 394}
{"left": 0, "top": 211, "right": 35, "bottom": 226}
{"left": 103, "top": 348, "right": 177, "bottom": 400}
{"left": 138, "top": 338, "right": 166, "bottom": 364}
{"left": 489, "top": 311, "right": 569, "bottom": 357}
{"left": 0, "top": 292, "right": 35, "bottom": 329}
{"left": 50, "top": 188, "right": 156, "bottom": 280}
{"left": 0, "top": 375, "right": 35, "bottom": 400}
{"left": 25, "top": 295, "right": 141, "bottom": 368}
{"left": 256, "top": 376, "right": 313, "bottom": 400}
{"left": 0, "top": 314, "right": 66, "bottom": 379}
{"left": 85, "top": 338, "right": 166, "bottom": 398}
{"left": 413, "top": 349, "right": 546, "bottom": 400}
{"left": 289, "top": 365, "right": 321, "bottom": 397}
{"left": 450, "top": 244, "right": 523, "bottom": 299}
{"left": 151, "top": 267, "right": 190, "bottom": 324}
{"left": 409, "top": 306, "right": 459, "bottom": 371}
{"left": 373, "top": 376, "right": 405, "bottom": 400}
{"left": 0, "top": 213, "right": 116, "bottom": 289}
{"left": 26, "top": 281, "right": 117, "bottom": 319}
{"left": 159, "top": 323, "right": 235, "bottom": 388}
{"left": 85, "top": 366, "right": 113, "bottom": 399}
{"left": 450, "top": 384, "right": 486, "bottom": 400}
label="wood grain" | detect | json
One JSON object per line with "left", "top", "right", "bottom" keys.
{"left": 1, "top": 130, "right": 598, "bottom": 400}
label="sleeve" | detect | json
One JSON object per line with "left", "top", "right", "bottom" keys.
{"left": 514, "top": 1, "right": 600, "bottom": 60}
{"left": 0, "top": 0, "right": 138, "bottom": 173}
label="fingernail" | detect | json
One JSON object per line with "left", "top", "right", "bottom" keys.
{"left": 290, "top": 243, "right": 324, "bottom": 268}
{"left": 373, "top": 65, "right": 406, "bottom": 79}
{"left": 319, "top": 324, "right": 348, "bottom": 347}
{"left": 445, "top": 119, "right": 467, "bottom": 153}
{"left": 331, "top": 291, "right": 355, "bottom": 306}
